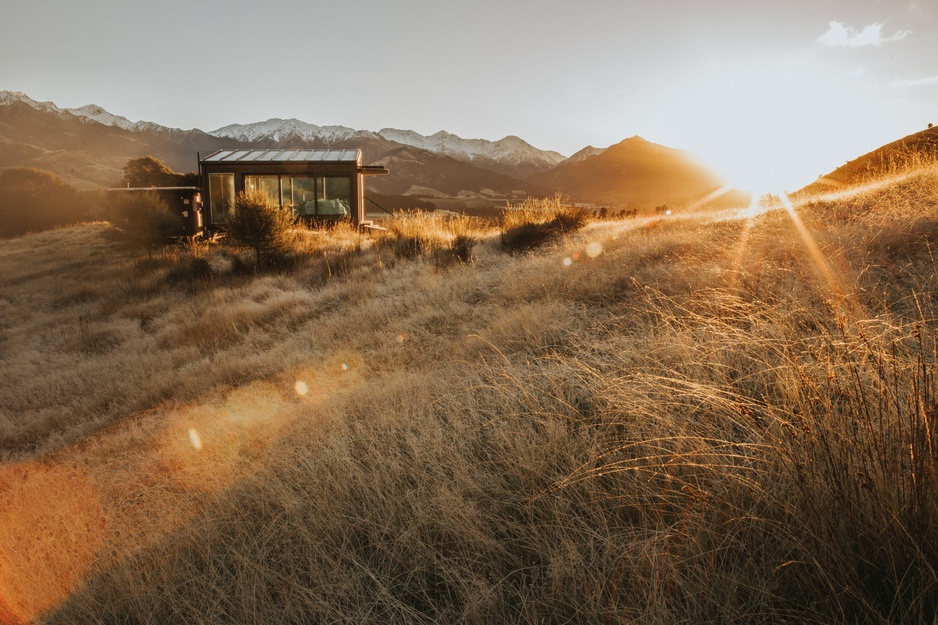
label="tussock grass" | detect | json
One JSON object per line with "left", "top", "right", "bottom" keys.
{"left": 382, "top": 210, "right": 489, "bottom": 267}
{"left": 3, "top": 165, "right": 938, "bottom": 623}
{"left": 500, "top": 195, "right": 592, "bottom": 254}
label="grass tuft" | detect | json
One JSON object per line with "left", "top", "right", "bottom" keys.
{"left": 500, "top": 196, "right": 591, "bottom": 253}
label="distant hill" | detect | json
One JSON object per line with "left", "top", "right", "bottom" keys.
{"left": 366, "top": 145, "right": 549, "bottom": 200}
{"left": 528, "top": 136, "right": 740, "bottom": 209}
{"left": 0, "top": 93, "right": 240, "bottom": 190}
{"left": 802, "top": 125, "right": 938, "bottom": 193}
{"left": 559, "top": 145, "right": 607, "bottom": 165}
{"left": 374, "top": 129, "right": 565, "bottom": 179}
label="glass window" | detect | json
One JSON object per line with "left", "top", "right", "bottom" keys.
{"left": 244, "top": 175, "right": 280, "bottom": 206}
{"left": 318, "top": 176, "right": 351, "bottom": 216}
{"left": 291, "top": 177, "right": 317, "bottom": 217}
{"left": 208, "top": 173, "right": 234, "bottom": 224}
{"left": 279, "top": 176, "right": 293, "bottom": 214}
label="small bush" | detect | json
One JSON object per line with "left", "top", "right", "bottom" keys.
{"left": 391, "top": 234, "right": 427, "bottom": 259}
{"left": 165, "top": 257, "right": 214, "bottom": 284}
{"left": 226, "top": 189, "right": 296, "bottom": 271}
{"left": 499, "top": 196, "right": 590, "bottom": 254}
{"left": 499, "top": 221, "right": 559, "bottom": 253}
{"left": 0, "top": 168, "right": 87, "bottom": 238}
{"left": 121, "top": 156, "right": 197, "bottom": 188}
{"left": 383, "top": 210, "right": 488, "bottom": 262}
{"left": 449, "top": 234, "right": 477, "bottom": 263}
{"left": 107, "top": 192, "right": 179, "bottom": 257}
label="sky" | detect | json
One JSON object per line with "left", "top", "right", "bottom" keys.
{"left": 1, "top": 0, "right": 936, "bottom": 193}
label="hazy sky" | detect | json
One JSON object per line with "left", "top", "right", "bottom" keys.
{"left": 2, "top": 0, "right": 936, "bottom": 191}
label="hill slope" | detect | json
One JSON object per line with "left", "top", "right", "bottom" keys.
{"left": 3, "top": 165, "right": 938, "bottom": 624}
{"left": 802, "top": 125, "right": 938, "bottom": 193}
{"left": 0, "top": 97, "right": 241, "bottom": 189}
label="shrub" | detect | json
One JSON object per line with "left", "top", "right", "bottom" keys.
{"left": 500, "top": 196, "right": 590, "bottom": 254}
{"left": 165, "top": 256, "right": 214, "bottom": 284}
{"left": 226, "top": 189, "right": 296, "bottom": 271}
{"left": 448, "top": 234, "right": 477, "bottom": 263}
{"left": 383, "top": 210, "right": 488, "bottom": 263}
{"left": 107, "top": 191, "right": 179, "bottom": 257}
{"left": 121, "top": 156, "right": 198, "bottom": 188}
{"left": 0, "top": 167, "right": 86, "bottom": 238}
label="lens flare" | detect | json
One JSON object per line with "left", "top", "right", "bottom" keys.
{"left": 778, "top": 194, "right": 844, "bottom": 299}
{"left": 187, "top": 427, "right": 203, "bottom": 450}
{"left": 725, "top": 190, "right": 864, "bottom": 317}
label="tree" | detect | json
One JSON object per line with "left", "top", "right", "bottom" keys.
{"left": 0, "top": 167, "right": 85, "bottom": 238}
{"left": 107, "top": 192, "right": 179, "bottom": 257}
{"left": 121, "top": 156, "right": 197, "bottom": 188}
{"left": 226, "top": 189, "right": 296, "bottom": 271}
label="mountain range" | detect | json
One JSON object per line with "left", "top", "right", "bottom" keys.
{"left": 0, "top": 90, "right": 734, "bottom": 212}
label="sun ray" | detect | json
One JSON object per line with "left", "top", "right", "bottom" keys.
{"left": 799, "top": 169, "right": 916, "bottom": 205}
{"left": 778, "top": 193, "right": 842, "bottom": 295}
{"left": 777, "top": 193, "right": 866, "bottom": 319}
{"left": 726, "top": 194, "right": 761, "bottom": 294}
{"left": 685, "top": 185, "right": 751, "bottom": 213}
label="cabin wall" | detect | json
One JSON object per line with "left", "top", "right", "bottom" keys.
{"left": 201, "top": 162, "right": 363, "bottom": 227}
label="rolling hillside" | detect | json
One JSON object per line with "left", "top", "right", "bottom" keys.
{"left": 802, "top": 124, "right": 938, "bottom": 193}
{"left": 1, "top": 161, "right": 938, "bottom": 623}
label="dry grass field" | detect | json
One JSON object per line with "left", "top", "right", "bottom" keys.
{"left": 2, "top": 166, "right": 938, "bottom": 624}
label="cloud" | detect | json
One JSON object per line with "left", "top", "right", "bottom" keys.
{"left": 818, "top": 21, "right": 911, "bottom": 47}
{"left": 893, "top": 75, "right": 938, "bottom": 87}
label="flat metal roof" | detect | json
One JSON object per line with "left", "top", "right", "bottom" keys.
{"left": 201, "top": 149, "right": 361, "bottom": 163}
{"left": 108, "top": 186, "right": 201, "bottom": 191}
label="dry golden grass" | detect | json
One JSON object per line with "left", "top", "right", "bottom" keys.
{"left": 2, "top": 167, "right": 938, "bottom": 623}
{"left": 500, "top": 195, "right": 592, "bottom": 253}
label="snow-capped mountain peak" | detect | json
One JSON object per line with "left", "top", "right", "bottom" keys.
{"left": 0, "top": 90, "right": 568, "bottom": 174}
{"left": 210, "top": 118, "right": 363, "bottom": 143}
{"left": 377, "top": 127, "right": 565, "bottom": 168}
{"left": 0, "top": 90, "right": 176, "bottom": 132}
{"left": 67, "top": 104, "right": 139, "bottom": 131}
{"left": 1, "top": 90, "right": 68, "bottom": 116}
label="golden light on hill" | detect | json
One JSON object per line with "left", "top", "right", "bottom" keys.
{"left": 0, "top": 464, "right": 107, "bottom": 624}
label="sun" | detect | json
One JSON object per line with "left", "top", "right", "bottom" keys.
{"left": 721, "top": 166, "right": 798, "bottom": 200}
{"left": 700, "top": 140, "right": 822, "bottom": 200}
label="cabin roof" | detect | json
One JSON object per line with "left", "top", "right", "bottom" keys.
{"left": 108, "top": 186, "right": 201, "bottom": 192}
{"left": 201, "top": 149, "right": 361, "bottom": 164}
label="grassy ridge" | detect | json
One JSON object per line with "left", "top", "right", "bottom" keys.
{"left": 2, "top": 169, "right": 938, "bottom": 623}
